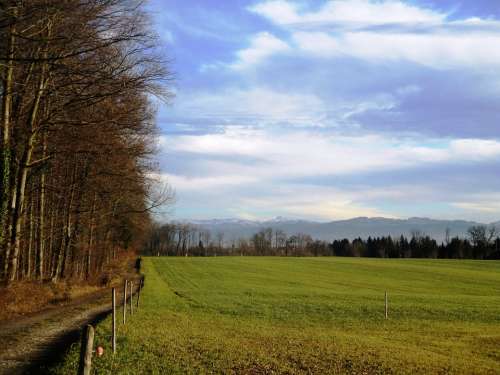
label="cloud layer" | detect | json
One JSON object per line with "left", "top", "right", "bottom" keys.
{"left": 149, "top": 0, "right": 500, "bottom": 222}
{"left": 250, "top": 0, "right": 446, "bottom": 26}
{"left": 247, "top": 0, "right": 500, "bottom": 69}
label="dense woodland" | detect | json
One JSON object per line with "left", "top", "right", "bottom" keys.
{"left": 144, "top": 224, "right": 500, "bottom": 260}
{"left": 0, "top": 1, "right": 171, "bottom": 285}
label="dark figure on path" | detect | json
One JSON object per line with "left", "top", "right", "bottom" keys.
{"left": 135, "top": 257, "right": 142, "bottom": 272}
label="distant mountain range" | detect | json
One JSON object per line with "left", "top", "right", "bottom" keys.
{"left": 185, "top": 217, "right": 500, "bottom": 243}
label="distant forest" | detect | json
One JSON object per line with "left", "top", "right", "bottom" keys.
{"left": 144, "top": 223, "right": 500, "bottom": 260}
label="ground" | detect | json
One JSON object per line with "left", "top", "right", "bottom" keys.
{"left": 50, "top": 257, "right": 500, "bottom": 374}
{"left": 0, "top": 253, "right": 135, "bottom": 321}
{"left": 0, "top": 254, "right": 140, "bottom": 374}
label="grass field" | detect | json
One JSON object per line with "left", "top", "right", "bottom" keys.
{"left": 51, "top": 257, "right": 500, "bottom": 374}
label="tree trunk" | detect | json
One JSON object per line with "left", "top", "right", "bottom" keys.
{"left": 52, "top": 166, "right": 77, "bottom": 283}
{"left": 27, "top": 194, "right": 34, "bottom": 279}
{"left": 6, "top": 71, "right": 48, "bottom": 283}
{"left": 47, "top": 202, "right": 56, "bottom": 278}
{"left": 1, "top": 10, "right": 16, "bottom": 279}
{"left": 86, "top": 192, "right": 96, "bottom": 280}
{"left": 36, "top": 136, "right": 47, "bottom": 280}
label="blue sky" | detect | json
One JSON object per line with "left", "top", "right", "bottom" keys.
{"left": 148, "top": 0, "right": 500, "bottom": 222}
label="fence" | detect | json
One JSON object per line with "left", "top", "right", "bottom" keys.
{"left": 78, "top": 275, "right": 145, "bottom": 375}
{"left": 77, "top": 272, "right": 390, "bottom": 374}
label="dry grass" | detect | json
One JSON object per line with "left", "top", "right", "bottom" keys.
{"left": 0, "top": 282, "right": 57, "bottom": 320}
{"left": 0, "top": 251, "right": 137, "bottom": 321}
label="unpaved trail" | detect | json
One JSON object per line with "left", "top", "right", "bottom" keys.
{"left": 0, "top": 277, "right": 141, "bottom": 374}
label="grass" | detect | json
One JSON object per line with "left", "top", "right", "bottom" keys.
{"left": 50, "top": 257, "right": 500, "bottom": 374}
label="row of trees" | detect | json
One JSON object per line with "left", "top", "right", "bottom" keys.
{"left": 144, "top": 224, "right": 500, "bottom": 260}
{"left": 247, "top": 225, "right": 499, "bottom": 259}
{"left": 144, "top": 223, "right": 225, "bottom": 257}
{"left": 329, "top": 234, "right": 499, "bottom": 260}
{"left": 0, "top": 1, "right": 171, "bottom": 285}
{"left": 144, "top": 224, "right": 317, "bottom": 257}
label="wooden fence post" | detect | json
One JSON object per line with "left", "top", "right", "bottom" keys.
{"left": 112, "top": 288, "right": 116, "bottom": 353}
{"left": 78, "top": 325, "right": 95, "bottom": 375}
{"left": 130, "top": 281, "right": 134, "bottom": 315}
{"left": 136, "top": 280, "right": 142, "bottom": 309}
{"left": 385, "top": 291, "right": 388, "bottom": 319}
{"left": 123, "top": 279, "right": 127, "bottom": 324}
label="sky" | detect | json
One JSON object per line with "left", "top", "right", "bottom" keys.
{"left": 147, "top": 0, "right": 500, "bottom": 223}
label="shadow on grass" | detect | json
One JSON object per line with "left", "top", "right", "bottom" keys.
{"left": 23, "top": 309, "right": 111, "bottom": 375}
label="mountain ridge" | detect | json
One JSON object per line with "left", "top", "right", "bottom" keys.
{"left": 177, "top": 216, "right": 498, "bottom": 243}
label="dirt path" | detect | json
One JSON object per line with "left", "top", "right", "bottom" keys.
{"left": 0, "top": 277, "right": 141, "bottom": 374}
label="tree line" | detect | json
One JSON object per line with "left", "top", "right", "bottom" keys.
{"left": 0, "top": 1, "right": 171, "bottom": 285}
{"left": 144, "top": 224, "right": 500, "bottom": 260}
{"left": 144, "top": 223, "right": 224, "bottom": 257}
{"left": 143, "top": 224, "right": 317, "bottom": 257}
{"left": 328, "top": 229, "right": 499, "bottom": 259}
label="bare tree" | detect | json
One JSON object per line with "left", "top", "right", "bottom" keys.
{"left": 0, "top": 0, "right": 173, "bottom": 284}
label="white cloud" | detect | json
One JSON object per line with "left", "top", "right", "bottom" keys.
{"left": 245, "top": 0, "right": 500, "bottom": 69}
{"left": 161, "top": 128, "right": 500, "bottom": 180}
{"left": 341, "top": 94, "right": 397, "bottom": 120}
{"left": 173, "top": 87, "right": 326, "bottom": 125}
{"left": 248, "top": 0, "right": 301, "bottom": 25}
{"left": 169, "top": 86, "right": 422, "bottom": 131}
{"left": 452, "top": 202, "right": 500, "bottom": 214}
{"left": 158, "top": 173, "right": 258, "bottom": 191}
{"left": 249, "top": 0, "right": 446, "bottom": 27}
{"left": 449, "top": 139, "right": 500, "bottom": 160}
{"left": 230, "top": 32, "right": 290, "bottom": 70}
{"left": 292, "top": 31, "right": 341, "bottom": 55}
{"left": 292, "top": 30, "right": 500, "bottom": 68}
{"left": 452, "top": 193, "right": 500, "bottom": 214}
{"left": 239, "top": 186, "right": 394, "bottom": 220}
{"left": 158, "top": 127, "right": 500, "bottom": 221}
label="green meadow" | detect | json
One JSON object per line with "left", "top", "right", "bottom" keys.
{"left": 51, "top": 257, "right": 500, "bottom": 374}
